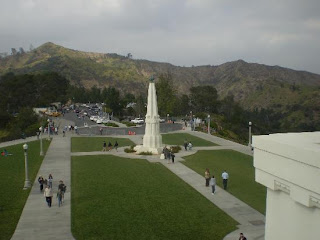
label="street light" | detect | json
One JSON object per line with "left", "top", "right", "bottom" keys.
{"left": 39, "top": 126, "right": 43, "bottom": 156}
{"left": 47, "top": 119, "right": 50, "bottom": 140}
{"left": 23, "top": 143, "right": 31, "bottom": 189}
{"left": 248, "top": 121, "right": 252, "bottom": 148}
{"left": 207, "top": 115, "right": 210, "bottom": 134}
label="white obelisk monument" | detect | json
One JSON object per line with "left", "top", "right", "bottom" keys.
{"left": 135, "top": 76, "right": 163, "bottom": 154}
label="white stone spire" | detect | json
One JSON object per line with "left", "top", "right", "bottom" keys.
{"left": 135, "top": 76, "right": 163, "bottom": 154}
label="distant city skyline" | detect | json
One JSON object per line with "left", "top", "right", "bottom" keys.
{"left": 1, "top": 0, "right": 320, "bottom": 74}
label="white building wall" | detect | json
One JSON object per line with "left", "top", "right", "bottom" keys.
{"left": 265, "top": 189, "right": 320, "bottom": 240}
{"left": 253, "top": 132, "right": 320, "bottom": 240}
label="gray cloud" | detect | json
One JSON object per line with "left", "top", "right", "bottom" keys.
{"left": 0, "top": 0, "right": 320, "bottom": 74}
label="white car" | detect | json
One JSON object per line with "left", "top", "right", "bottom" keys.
{"left": 159, "top": 118, "right": 165, "bottom": 123}
{"left": 131, "top": 118, "right": 144, "bottom": 124}
{"left": 90, "top": 116, "right": 99, "bottom": 122}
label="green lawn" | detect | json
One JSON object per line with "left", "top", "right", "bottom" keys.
{"left": 182, "top": 150, "right": 266, "bottom": 214}
{"left": 162, "top": 133, "right": 218, "bottom": 146}
{"left": 0, "top": 140, "right": 51, "bottom": 240}
{"left": 72, "top": 155, "right": 237, "bottom": 240}
{"left": 71, "top": 137, "right": 135, "bottom": 152}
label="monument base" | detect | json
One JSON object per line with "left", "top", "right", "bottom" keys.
{"left": 134, "top": 145, "right": 163, "bottom": 155}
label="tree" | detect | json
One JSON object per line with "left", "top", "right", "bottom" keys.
{"left": 155, "top": 73, "right": 177, "bottom": 116}
{"left": 19, "top": 47, "right": 25, "bottom": 54}
{"left": 189, "top": 86, "right": 218, "bottom": 113}
{"left": 134, "top": 95, "right": 146, "bottom": 117}
{"left": 103, "top": 87, "right": 122, "bottom": 114}
{"left": 11, "top": 48, "right": 17, "bottom": 55}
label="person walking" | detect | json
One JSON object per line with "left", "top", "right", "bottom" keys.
{"left": 48, "top": 174, "right": 53, "bottom": 189}
{"left": 209, "top": 175, "right": 216, "bottom": 195}
{"left": 222, "top": 170, "right": 229, "bottom": 190}
{"left": 205, "top": 168, "right": 211, "bottom": 187}
{"left": 44, "top": 185, "right": 53, "bottom": 207}
{"left": 38, "top": 176, "right": 44, "bottom": 192}
{"left": 102, "top": 141, "right": 107, "bottom": 151}
{"left": 99, "top": 127, "right": 103, "bottom": 135}
{"left": 58, "top": 180, "right": 66, "bottom": 203}
{"left": 108, "top": 142, "right": 113, "bottom": 151}
{"left": 114, "top": 141, "right": 119, "bottom": 151}
{"left": 167, "top": 151, "right": 171, "bottom": 164}
{"left": 184, "top": 140, "right": 188, "bottom": 151}
{"left": 239, "top": 233, "right": 247, "bottom": 240}
{"left": 188, "top": 141, "right": 193, "bottom": 150}
{"left": 56, "top": 189, "right": 63, "bottom": 207}
{"left": 171, "top": 151, "right": 175, "bottom": 163}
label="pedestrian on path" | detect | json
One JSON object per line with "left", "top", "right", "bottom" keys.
{"left": 188, "top": 141, "right": 193, "bottom": 150}
{"left": 205, "top": 168, "right": 211, "bottom": 187}
{"left": 167, "top": 151, "right": 171, "bottom": 164}
{"left": 114, "top": 141, "right": 119, "bottom": 151}
{"left": 108, "top": 142, "right": 113, "bottom": 151}
{"left": 48, "top": 174, "right": 53, "bottom": 189}
{"left": 222, "top": 170, "right": 229, "bottom": 190}
{"left": 99, "top": 127, "right": 103, "bottom": 135}
{"left": 184, "top": 140, "right": 188, "bottom": 151}
{"left": 38, "top": 176, "right": 44, "bottom": 192}
{"left": 171, "top": 151, "right": 175, "bottom": 163}
{"left": 102, "top": 141, "right": 107, "bottom": 151}
{"left": 58, "top": 180, "right": 66, "bottom": 203}
{"left": 44, "top": 185, "right": 53, "bottom": 207}
{"left": 239, "top": 233, "right": 247, "bottom": 240}
{"left": 209, "top": 175, "right": 216, "bottom": 195}
{"left": 56, "top": 189, "right": 63, "bottom": 207}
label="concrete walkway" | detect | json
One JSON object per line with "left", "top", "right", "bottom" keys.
{"left": 10, "top": 119, "right": 75, "bottom": 240}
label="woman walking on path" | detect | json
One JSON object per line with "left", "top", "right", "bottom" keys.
{"left": 48, "top": 174, "right": 53, "bottom": 189}
{"left": 205, "top": 169, "right": 211, "bottom": 187}
{"left": 209, "top": 175, "right": 216, "bottom": 195}
{"left": 44, "top": 185, "right": 53, "bottom": 207}
{"left": 38, "top": 176, "right": 44, "bottom": 192}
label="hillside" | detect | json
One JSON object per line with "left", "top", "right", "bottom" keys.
{"left": 1, "top": 42, "right": 320, "bottom": 112}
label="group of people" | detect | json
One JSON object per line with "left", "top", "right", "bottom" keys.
{"left": 38, "top": 174, "right": 66, "bottom": 208}
{"left": 102, "top": 141, "right": 119, "bottom": 152}
{"left": 162, "top": 146, "right": 175, "bottom": 163}
{"left": 183, "top": 140, "right": 193, "bottom": 151}
{"left": 204, "top": 169, "right": 229, "bottom": 195}
{"left": 63, "top": 125, "right": 78, "bottom": 136}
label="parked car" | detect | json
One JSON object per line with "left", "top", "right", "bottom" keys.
{"left": 159, "top": 118, "right": 165, "bottom": 123}
{"left": 131, "top": 118, "right": 144, "bottom": 124}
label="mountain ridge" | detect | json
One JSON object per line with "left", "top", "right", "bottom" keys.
{"left": 1, "top": 42, "right": 320, "bottom": 112}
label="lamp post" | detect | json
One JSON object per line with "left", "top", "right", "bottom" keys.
{"left": 248, "top": 121, "right": 252, "bottom": 148}
{"left": 39, "top": 126, "right": 43, "bottom": 156}
{"left": 23, "top": 143, "right": 31, "bottom": 189}
{"left": 207, "top": 115, "right": 210, "bottom": 134}
{"left": 47, "top": 119, "right": 50, "bottom": 140}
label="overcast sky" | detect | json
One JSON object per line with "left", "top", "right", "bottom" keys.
{"left": 1, "top": 0, "right": 320, "bottom": 74}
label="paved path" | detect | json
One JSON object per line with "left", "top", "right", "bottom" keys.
{"left": 10, "top": 119, "right": 75, "bottom": 240}
{"left": 8, "top": 123, "right": 264, "bottom": 240}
